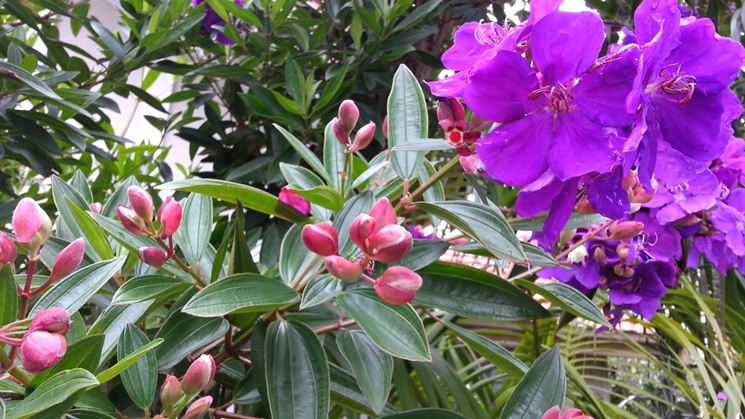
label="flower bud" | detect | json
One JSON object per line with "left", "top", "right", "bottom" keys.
{"left": 182, "top": 396, "right": 213, "bottom": 419}
{"left": 575, "top": 196, "right": 595, "bottom": 214}
{"left": 117, "top": 206, "right": 148, "bottom": 236}
{"left": 29, "top": 308, "right": 70, "bottom": 334}
{"left": 616, "top": 243, "right": 630, "bottom": 262}
{"left": 368, "top": 197, "right": 397, "bottom": 228}
{"left": 0, "top": 232, "right": 17, "bottom": 266}
{"left": 301, "top": 223, "right": 339, "bottom": 256}
{"left": 374, "top": 266, "right": 422, "bottom": 305}
{"left": 593, "top": 247, "right": 607, "bottom": 265}
{"left": 367, "top": 225, "right": 413, "bottom": 263}
{"left": 338, "top": 100, "right": 359, "bottom": 133}
{"left": 182, "top": 354, "right": 216, "bottom": 395}
{"left": 333, "top": 120, "right": 350, "bottom": 146}
{"left": 88, "top": 202, "right": 102, "bottom": 214}
{"left": 436, "top": 100, "right": 455, "bottom": 125}
{"left": 675, "top": 214, "right": 702, "bottom": 227}
{"left": 459, "top": 154, "right": 485, "bottom": 175}
{"left": 160, "top": 374, "right": 183, "bottom": 408}
{"left": 278, "top": 187, "right": 311, "bottom": 216}
{"left": 49, "top": 238, "right": 85, "bottom": 282}
{"left": 608, "top": 221, "right": 644, "bottom": 241}
{"left": 542, "top": 406, "right": 593, "bottom": 419}
{"left": 566, "top": 245, "right": 588, "bottom": 264}
{"left": 158, "top": 197, "right": 183, "bottom": 238}
{"left": 515, "top": 230, "right": 532, "bottom": 242}
{"left": 127, "top": 185, "right": 154, "bottom": 221}
{"left": 382, "top": 115, "right": 389, "bottom": 138}
{"left": 12, "top": 198, "right": 52, "bottom": 255}
{"left": 349, "top": 214, "right": 377, "bottom": 253}
{"left": 139, "top": 247, "right": 168, "bottom": 267}
{"left": 20, "top": 330, "right": 66, "bottom": 372}
{"left": 349, "top": 122, "right": 376, "bottom": 152}
{"left": 325, "top": 256, "right": 362, "bottom": 282}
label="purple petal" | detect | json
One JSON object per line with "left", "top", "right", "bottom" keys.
{"left": 531, "top": 11, "right": 605, "bottom": 84}
{"left": 539, "top": 178, "right": 579, "bottom": 247}
{"left": 633, "top": 0, "right": 681, "bottom": 45}
{"left": 586, "top": 167, "right": 630, "bottom": 219}
{"left": 441, "top": 22, "right": 494, "bottom": 71}
{"left": 515, "top": 172, "right": 563, "bottom": 217}
{"left": 548, "top": 112, "right": 618, "bottom": 180}
{"left": 426, "top": 71, "right": 468, "bottom": 98}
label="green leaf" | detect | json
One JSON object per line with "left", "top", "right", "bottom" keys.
{"left": 415, "top": 201, "right": 526, "bottom": 262}
{"left": 392, "top": 0, "right": 442, "bottom": 33}
{"left": 0, "top": 265, "right": 19, "bottom": 327}
{"left": 381, "top": 409, "right": 467, "bottom": 418}
{"left": 90, "top": 213, "right": 161, "bottom": 253}
{"left": 336, "top": 289, "right": 431, "bottom": 361}
{"left": 101, "top": 176, "right": 138, "bottom": 218}
{"left": 287, "top": 184, "right": 344, "bottom": 212}
{"left": 387, "top": 65, "right": 427, "bottom": 180}
{"left": 117, "top": 325, "right": 158, "bottom": 408}
{"left": 173, "top": 193, "right": 213, "bottom": 267}
{"left": 333, "top": 191, "right": 375, "bottom": 256}
{"left": 29, "top": 257, "right": 126, "bottom": 316}
{"left": 515, "top": 280, "right": 610, "bottom": 327}
{"left": 0, "top": 60, "right": 61, "bottom": 99}
{"left": 155, "top": 311, "right": 230, "bottom": 370}
{"left": 112, "top": 275, "right": 191, "bottom": 305}
{"left": 229, "top": 207, "right": 259, "bottom": 275}
{"left": 157, "top": 179, "right": 310, "bottom": 223}
{"left": 88, "top": 301, "right": 151, "bottom": 362}
{"left": 96, "top": 338, "right": 163, "bottom": 384}
{"left": 323, "top": 118, "right": 346, "bottom": 191}
{"left": 28, "top": 335, "right": 104, "bottom": 390}
{"left": 182, "top": 273, "right": 298, "bottom": 317}
{"left": 522, "top": 243, "right": 558, "bottom": 267}
{"left": 415, "top": 262, "right": 548, "bottom": 320}
{"left": 499, "top": 347, "right": 566, "bottom": 419}
{"left": 337, "top": 330, "right": 393, "bottom": 414}
{"left": 510, "top": 213, "right": 608, "bottom": 233}
{"left": 68, "top": 203, "right": 114, "bottom": 261}
{"left": 443, "top": 321, "right": 527, "bottom": 377}
{"left": 273, "top": 124, "right": 331, "bottom": 184}
{"left": 265, "top": 320, "right": 330, "bottom": 419}
{"left": 52, "top": 176, "right": 109, "bottom": 260}
{"left": 279, "top": 224, "right": 324, "bottom": 286}
{"left": 300, "top": 274, "right": 342, "bottom": 310}
{"left": 7, "top": 369, "right": 98, "bottom": 419}
{"left": 397, "top": 239, "right": 450, "bottom": 271}
{"left": 393, "top": 138, "right": 453, "bottom": 151}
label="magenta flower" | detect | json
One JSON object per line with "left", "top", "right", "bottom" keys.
{"left": 645, "top": 170, "right": 723, "bottom": 224}
{"left": 278, "top": 187, "right": 311, "bottom": 216}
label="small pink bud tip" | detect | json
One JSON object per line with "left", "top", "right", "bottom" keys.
{"left": 368, "top": 197, "right": 396, "bottom": 229}
{"left": 608, "top": 221, "right": 645, "bottom": 241}
{"left": 138, "top": 247, "right": 169, "bottom": 267}
{"left": 325, "top": 256, "right": 362, "bottom": 282}
{"left": 49, "top": 238, "right": 85, "bottom": 282}
{"left": 29, "top": 308, "right": 71, "bottom": 335}
{"left": 182, "top": 354, "right": 216, "bottom": 395}
{"left": 333, "top": 120, "right": 350, "bottom": 146}
{"left": 0, "top": 232, "right": 17, "bottom": 266}
{"left": 349, "top": 214, "right": 377, "bottom": 253}
{"left": 367, "top": 224, "right": 413, "bottom": 263}
{"left": 20, "top": 330, "right": 67, "bottom": 372}
{"left": 158, "top": 197, "right": 183, "bottom": 238}
{"left": 374, "top": 266, "right": 422, "bottom": 305}
{"left": 12, "top": 198, "right": 52, "bottom": 251}
{"left": 182, "top": 396, "right": 213, "bottom": 419}
{"left": 88, "top": 202, "right": 102, "bottom": 214}
{"left": 117, "top": 206, "right": 148, "bottom": 236}
{"left": 127, "top": 185, "right": 154, "bottom": 221}
{"left": 160, "top": 374, "right": 183, "bottom": 408}
{"left": 382, "top": 115, "right": 389, "bottom": 139}
{"left": 459, "top": 154, "right": 485, "bottom": 175}
{"left": 301, "top": 223, "right": 339, "bottom": 256}
{"left": 338, "top": 100, "right": 360, "bottom": 133}
{"left": 349, "top": 122, "right": 376, "bottom": 152}
{"left": 278, "top": 187, "right": 311, "bottom": 216}
{"left": 541, "top": 406, "right": 593, "bottom": 419}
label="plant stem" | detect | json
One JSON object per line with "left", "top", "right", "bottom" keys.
{"left": 313, "top": 319, "right": 356, "bottom": 334}
{"left": 18, "top": 259, "right": 37, "bottom": 319}
{"left": 395, "top": 156, "right": 459, "bottom": 213}
{"left": 340, "top": 151, "right": 350, "bottom": 197}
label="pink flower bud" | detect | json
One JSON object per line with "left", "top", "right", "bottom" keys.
{"left": 117, "top": 206, "right": 148, "bottom": 236}
{"left": 88, "top": 202, "right": 102, "bottom": 214}
{"left": 349, "top": 214, "right": 377, "bottom": 253}
{"left": 338, "top": 100, "right": 359, "bottom": 133}
{"left": 138, "top": 247, "right": 168, "bottom": 267}
{"left": 542, "top": 406, "right": 593, "bottom": 419}
{"left": 278, "top": 187, "right": 311, "bottom": 216}
{"left": 382, "top": 115, "right": 388, "bottom": 139}
{"left": 436, "top": 100, "right": 454, "bottom": 124}
{"left": 608, "top": 221, "right": 644, "bottom": 241}
{"left": 0, "top": 232, "right": 17, "bottom": 266}
{"left": 368, "top": 197, "right": 396, "bottom": 228}
{"left": 349, "top": 122, "right": 376, "bottom": 152}
{"left": 20, "top": 330, "right": 66, "bottom": 372}
{"left": 182, "top": 396, "right": 213, "bottom": 419}
{"left": 29, "top": 308, "right": 70, "bottom": 334}
{"left": 127, "top": 185, "right": 154, "bottom": 221}
{"left": 12, "top": 198, "right": 52, "bottom": 253}
{"left": 160, "top": 374, "right": 183, "bottom": 408}
{"left": 366, "top": 225, "right": 413, "bottom": 263}
{"left": 301, "top": 223, "right": 339, "bottom": 256}
{"left": 459, "top": 154, "right": 485, "bottom": 175}
{"left": 374, "top": 266, "right": 422, "bottom": 305}
{"left": 158, "top": 197, "right": 183, "bottom": 238}
{"left": 333, "top": 120, "right": 350, "bottom": 146}
{"left": 49, "top": 238, "right": 85, "bottom": 282}
{"left": 325, "top": 256, "right": 362, "bottom": 282}
{"left": 182, "top": 354, "right": 216, "bottom": 395}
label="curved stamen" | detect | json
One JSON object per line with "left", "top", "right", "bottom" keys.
{"left": 655, "top": 63, "right": 697, "bottom": 104}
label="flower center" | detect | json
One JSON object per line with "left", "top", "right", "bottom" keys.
{"left": 529, "top": 83, "right": 575, "bottom": 113}
{"left": 649, "top": 63, "right": 696, "bottom": 104}
{"left": 474, "top": 21, "right": 507, "bottom": 46}
{"left": 666, "top": 181, "right": 689, "bottom": 200}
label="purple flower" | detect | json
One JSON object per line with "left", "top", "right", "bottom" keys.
{"left": 645, "top": 170, "right": 723, "bottom": 224}
{"left": 468, "top": 11, "right": 639, "bottom": 186}
{"left": 607, "top": 260, "right": 677, "bottom": 319}
{"left": 712, "top": 137, "right": 745, "bottom": 190}
{"left": 515, "top": 173, "right": 579, "bottom": 247}
{"left": 192, "top": 0, "right": 245, "bottom": 45}
{"left": 710, "top": 189, "right": 745, "bottom": 256}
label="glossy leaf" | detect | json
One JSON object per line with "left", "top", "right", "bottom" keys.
{"left": 273, "top": 124, "right": 331, "bottom": 184}
{"left": 279, "top": 224, "right": 324, "bottom": 286}
{"left": 88, "top": 301, "right": 152, "bottom": 362}
{"left": 396, "top": 239, "right": 450, "bottom": 271}
{"left": 111, "top": 275, "right": 191, "bottom": 305}
{"left": 97, "top": 338, "right": 163, "bottom": 384}
{"left": 516, "top": 280, "right": 610, "bottom": 327}
{"left": 500, "top": 347, "right": 566, "bottom": 419}
{"left": 0, "top": 265, "right": 19, "bottom": 327}
{"left": 173, "top": 193, "right": 213, "bottom": 267}
{"left": 387, "top": 64, "right": 427, "bottom": 180}
{"left": 333, "top": 190, "right": 375, "bottom": 256}
{"left": 155, "top": 311, "right": 230, "bottom": 370}
{"left": 7, "top": 369, "right": 99, "bottom": 419}
{"left": 182, "top": 273, "right": 298, "bottom": 317}
{"left": 301, "top": 274, "right": 342, "bottom": 309}
{"left": 287, "top": 184, "right": 344, "bottom": 211}
{"left": 443, "top": 321, "right": 527, "bottom": 377}
{"left": 337, "top": 330, "right": 393, "bottom": 414}
{"left": 323, "top": 118, "right": 346, "bottom": 191}
{"left": 116, "top": 325, "right": 158, "bottom": 408}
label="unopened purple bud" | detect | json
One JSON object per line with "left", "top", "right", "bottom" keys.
{"left": 367, "top": 224, "right": 413, "bottom": 263}
{"left": 29, "top": 308, "right": 71, "bottom": 334}
{"left": 160, "top": 374, "right": 183, "bottom": 408}
{"left": 182, "top": 396, "right": 213, "bottom": 419}
{"left": 138, "top": 247, "right": 168, "bottom": 267}
{"left": 324, "top": 256, "right": 362, "bottom": 282}
{"left": 182, "top": 354, "right": 216, "bottom": 395}
{"left": 349, "top": 122, "right": 376, "bottom": 152}
{"left": 333, "top": 120, "right": 350, "bottom": 146}
{"left": 117, "top": 206, "right": 148, "bottom": 236}
{"left": 338, "top": 100, "right": 359, "bottom": 133}
{"left": 301, "top": 223, "right": 339, "bottom": 256}
{"left": 374, "top": 266, "right": 422, "bottom": 305}
{"left": 127, "top": 186, "right": 154, "bottom": 221}
{"left": 20, "top": 330, "right": 66, "bottom": 372}
{"left": 157, "top": 197, "right": 182, "bottom": 238}
{"left": 0, "top": 232, "right": 16, "bottom": 266}
{"left": 49, "top": 238, "right": 85, "bottom": 282}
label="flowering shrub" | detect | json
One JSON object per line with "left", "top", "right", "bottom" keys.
{"left": 0, "top": 0, "right": 743, "bottom": 418}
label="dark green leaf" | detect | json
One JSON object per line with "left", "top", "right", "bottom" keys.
{"left": 500, "top": 347, "right": 566, "bottom": 419}
{"left": 117, "top": 325, "right": 158, "bottom": 409}
{"left": 7, "top": 369, "right": 98, "bottom": 419}
{"left": 515, "top": 280, "right": 610, "bottom": 327}
{"left": 443, "top": 321, "right": 527, "bottom": 377}
{"left": 301, "top": 274, "right": 342, "bottom": 310}
{"left": 173, "top": 193, "right": 213, "bottom": 267}
{"left": 111, "top": 275, "right": 191, "bottom": 305}
{"left": 279, "top": 224, "right": 324, "bottom": 286}
{"left": 387, "top": 65, "right": 427, "bottom": 180}
{"left": 155, "top": 311, "right": 229, "bottom": 370}
{"left": 337, "top": 330, "right": 393, "bottom": 414}
{"left": 182, "top": 273, "right": 298, "bottom": 317}
{"left": 0, "top": 265, "right": 19, "bottom": 327}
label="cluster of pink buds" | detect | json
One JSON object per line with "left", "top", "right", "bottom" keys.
{"left": 117, "top": 186, "right": 183, "bottom": 268}
{"left": 158, "top": 355, "right": 215, "bottom": 418}
{"left": 436, "top": 98, "right": 490, "bottom": 176}
{"left": 302, "top": 198, "right": 423, "bottom": 305}
{"left": 333, "top": 100, "right": 376, "bottom": 153}
{"left": 278, "top": 187, "right": 311, "bottom": 216}
{"left": 0, "top": 308, "right": 71, "bottom": 373}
